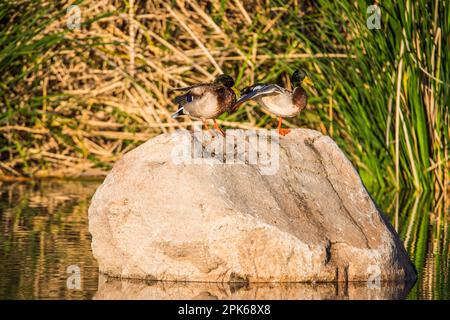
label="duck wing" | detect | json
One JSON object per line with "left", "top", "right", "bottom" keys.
{"left": 172, "top": 85, "right": 212, "bottom": 106}
{"left": 173, "top": 93, "right": 194, "bottom": 106}
{"left": 235, "top": 84, "right": 285, "bottom": 108}
{"left": 171, "top": 85, "right": 220, "bottom": 118}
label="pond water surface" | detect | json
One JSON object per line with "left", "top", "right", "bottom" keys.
{"left": 0, "top": 180, "right": 448, "bottom": 299}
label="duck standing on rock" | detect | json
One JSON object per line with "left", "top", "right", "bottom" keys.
{"left": 171, "top": 74, "right": 237, "bottom": 136}
{"left": 234, "top": 70, "right": 313, "bottom": 136}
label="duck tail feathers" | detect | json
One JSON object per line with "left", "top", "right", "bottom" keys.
{"left": 171, "top": 107, "right": 185, "bottom": 118}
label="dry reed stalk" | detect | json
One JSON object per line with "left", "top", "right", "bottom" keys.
{"left": 1, "top": 0, "right": 446, "bottom": 189}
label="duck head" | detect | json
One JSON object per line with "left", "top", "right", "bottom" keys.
{"left": 291, "top": 69, "right": 313, "bottom": 87}
{"left": 214, "top": 74, "right": 235, "bottom": 88}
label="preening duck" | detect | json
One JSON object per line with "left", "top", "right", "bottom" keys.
{"left": 234, "top": 70, "right": 313, "bottom": 136}
{"left": 171, "top": 74, "right": 237, "bottom": 136}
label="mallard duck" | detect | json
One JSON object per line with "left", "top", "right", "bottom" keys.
{"left": 171, "top": 74, "right": 237, "bottom": 136}
{"left": 234, "top": 70, "right": 313, "bottom": 136}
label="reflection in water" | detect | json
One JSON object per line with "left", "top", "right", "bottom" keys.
{"left": 95, "top": 275, "right": 415, "bottom": 300}
{"left": 371, "top": 190, "right": 449, "bottom": 300}
{"left": 0, "top": 180, "right": 99, "bottom": 299}
{"left": 0, "top": 180, "right": 448, "bottom": 299}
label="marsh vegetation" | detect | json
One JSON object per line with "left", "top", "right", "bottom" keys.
{"left": 0, "top": 0, "right": 448, "bottom": 193}
{"left": 0, "top": 0, "right": 448, "bottom": 300}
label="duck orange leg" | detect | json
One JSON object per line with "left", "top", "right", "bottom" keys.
{"left": 277, "top": 117, "right": 291, "bottom": 136}
{"left": 213, "top": 119, "right": 226, "bottom": 136}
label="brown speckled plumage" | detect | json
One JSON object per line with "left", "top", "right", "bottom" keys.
{"left": 171, "top": 75, "right": 237, "bottom": 135}
{"left": 292, "top": 86, "right": 308, "bottom": 112}
{"left": 215, "top": 86, "right": 237, "bottom": 115}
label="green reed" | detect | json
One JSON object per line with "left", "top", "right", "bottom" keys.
{"left": 215, "top": 0, "right": 448, "bottom": 192}
{"left": 0, "top": 0, "right": 448, "bottom": 193}
{"left": 0, "top": 1, "right": 70, "bottom": 172}
{"left": 261, "top": 0, "right": 449, "bottom": 191}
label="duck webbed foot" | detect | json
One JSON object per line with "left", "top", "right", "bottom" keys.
{"left": 278, "top": 128, "right": 291, "bottom": 136}
{"left": 276, "top": 117, "right": 291, "bottom": 136}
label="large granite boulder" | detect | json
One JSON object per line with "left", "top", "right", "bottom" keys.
{"left": 88, "top": 128, "right": 416, "bottom": 283}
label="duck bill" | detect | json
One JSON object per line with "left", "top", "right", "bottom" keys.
{"left": 303, "top": 76, "right": 314, "bottom": 86}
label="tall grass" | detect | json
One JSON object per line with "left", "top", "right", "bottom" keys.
{"left": 0, "top": 1, "right": 68, "bottom": 175}
{"left": 293, "top": 0, "right": 449, "bottom": 192}
{"left": 0, "top": 0, "right": 448, "bottom": 194}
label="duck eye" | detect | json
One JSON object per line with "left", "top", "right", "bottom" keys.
{"left": 186, "top": 95, "right": 193, "bottom": 102}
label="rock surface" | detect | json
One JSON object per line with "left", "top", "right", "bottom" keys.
{"left": 88, "top": 128, "right": 416, "bottom": 283}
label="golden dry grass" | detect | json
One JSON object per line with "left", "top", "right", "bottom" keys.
{"left": 0, "top": 0, "right": 448, "bottom": 196}
{"left": 1, "top": 0, "right": 341, "bottom": 178}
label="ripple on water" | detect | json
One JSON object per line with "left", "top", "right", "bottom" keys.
{"left": 0, "top": 180, "right": 448, "bottom": 300}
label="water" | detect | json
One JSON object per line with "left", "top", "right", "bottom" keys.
{"left": 0, "top": 180, "right": 448, "bottom": 300}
